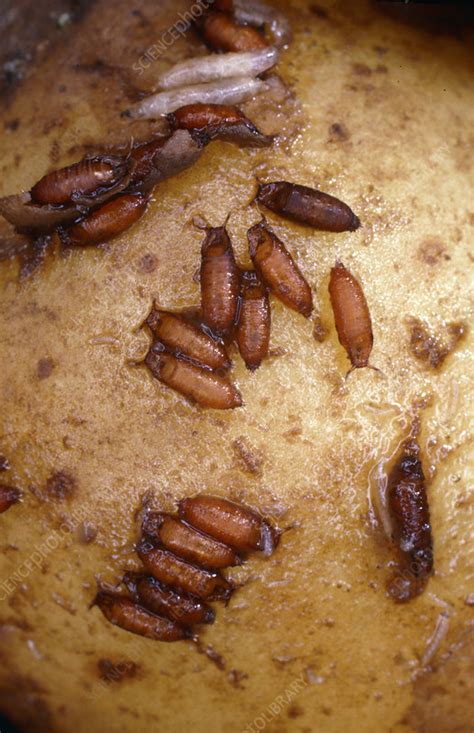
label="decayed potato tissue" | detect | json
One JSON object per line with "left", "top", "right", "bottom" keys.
{"left": 0, "top": 1, "right": 473, "bottom": 731}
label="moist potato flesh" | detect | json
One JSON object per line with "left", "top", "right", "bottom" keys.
{"left": 0, "top": 1, "right": 473, "bottom": 731}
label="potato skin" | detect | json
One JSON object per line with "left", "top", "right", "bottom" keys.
{"left": 0, "top": 2, "right": 472, "bottom": 732}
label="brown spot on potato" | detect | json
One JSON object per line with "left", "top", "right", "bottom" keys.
{"left": 232, "top": 437, "right": 263, "bottom": 475}
{"left": 5, "top": 118, "right": 19, "bottom": 132}
{"left": 0, "top": 675, "right": 52, "bottom": 732}
{"left": 98, "top": 658, "right": 140, "bottom": 684}
{"left": 406, "top": 317, "right": 467, "bottom": 369}
{"left": 328, "top": 122, "right": 350, "bottom": 142}
{"left": 352, "top": 62, "right": 372, "bottom": 76}
{"left": 45, "top": 470, "right": 76, "bottom": 500}
{"left": 137, "top": 252, "right": 158, "bottom": 273}
{"left": 418, "top": 237, "right": 448, "bottom": 265}
{"left": 288, "top": 704, "right": 304, "bottom": 718}
{"left": 36, "top": 357, "right": 55, "bottom": 380}
{"left": 49, "top": 140, "right": 60, "bottom": 163}
{"left": 309, "top": 4, "right": 328, "bottom": 19}
{"left": 375, "top": 64, "right": 388, "bottom": 73}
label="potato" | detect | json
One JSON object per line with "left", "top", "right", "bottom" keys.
{"left": 0, "top": 1, "right": 472, "bottom": 732}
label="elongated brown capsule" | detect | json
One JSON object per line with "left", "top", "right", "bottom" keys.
{"left": 143, "top": 513, "right": 241, "bottom": 569}
{"left": 248, "top": 220, "right": 313, "bottom": 317}
{"left": 124, "top": 573, "right": 215, "bottom": 625}
{"left": 145, "top": 350, "right": 242, "bottom": 409}
{"left": 200, "top": 225, "right": 240, "bottom": 336}
{"left": 63, "top": 193, "right": 148, "bottom": 246}
{"left": 145, "top": 310, "right": 230, "bottom": 371}
{"left": 167, "top": 104, "right": 272, "bottom": 147}
{"left": 128, "top": 139, "right": 166, "bottom": 185}
{"left": 328, "top": 261, "right": 373, "bottom": 370}
{"left": 256, "top": 181, "right": 360, "bottom": 232}
{"left": 386, "top": 439, "right": 433, "bottom": 602}
{"left": 30, "top": 155, "right": 129, "bottom": 206}
{"left": 94, "top": 591, "right": 189, "bottom": 641}
{"left": 179, "top": 495, "right": 280, "bottom": 555}
{"left": 0, "top": 484, "right": 21, "bottom": 513}
{"left": 236, "top": 270, "right": 270, "bottom": 370}
{"left": 201, "top": 12, "right": 268, "bottom": 52}
{"left": 136, "top": 541, "right": 233, "bottom": 599}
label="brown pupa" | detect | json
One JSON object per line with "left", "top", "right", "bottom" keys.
{"left": 167, "top": 104, "right": 272, "bottom": 147}
{"left": 145, "top": 309, "right": 230, "bottom": 371}
{"left": 200, "top": 223, "right": 240, "bottom": 337}
{"left": 136, "top": 541, "right": 233, "bottom": 599}
{"left": 179, "top": 495, "right": 280, "bottom": 555}
{"left": 236, "top": 270, "right": 271, "bottom": 370}
{"left": 143, "top": 513, "right": 241, "bottom": 569}
{"left": 94, "top": 592, "right": 189, "bottom": 641}
{"left": 328, "top": 261, "right": 374, "bottom": 373}
{"left": 30, "top": 155, "right": 129, "bottom": 206}
{"left": 248, "top": 220, "right": 313, "bottom": 317}
{"left": 201, "top": 12, "right": 268, "bottom": 52}
{"left": 128, "top": 138, "right": 167, "bottom": 185}
{"left": 123, "top": 573, "right": 215, "bottom": 626}
{"left": 386, "top": 438, "right": 433, "bottom": 603}
{"left": 256, "top": 181, "right": 360, "bottom": 232}
{"left": 145, "top": 349, "right": 242, "bottom": 409}
{"left": 62, "top": 193, "right": 148, "bottom": 246}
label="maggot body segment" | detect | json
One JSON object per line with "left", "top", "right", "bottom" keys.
{"left": 247, "top": 220, "right": 313, "bottom": 317}
{"left": 256, "top": 181, "right": 360, "bottom": 232}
